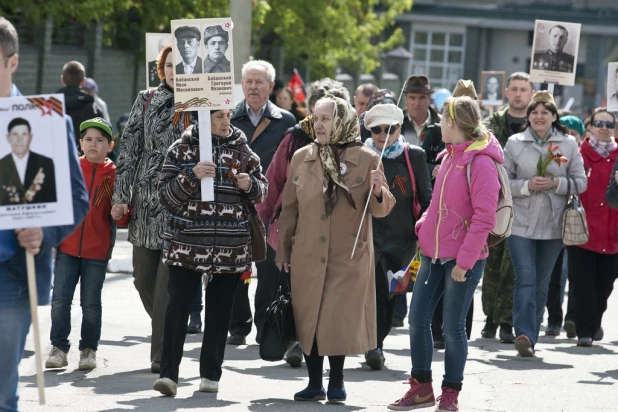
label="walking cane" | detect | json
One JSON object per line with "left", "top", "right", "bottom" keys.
{"left": 351, "top": 80, "right": 409, "bottom": 259}
{"left": 26, "top": 252, "right": 45, "bottom": 404}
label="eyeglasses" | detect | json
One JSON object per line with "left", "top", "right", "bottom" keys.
{"left": 592, "top": 120, "right": 616, "bottom": 129}
{"left": 370, "top": 124, "right": 400, "bottom": 135}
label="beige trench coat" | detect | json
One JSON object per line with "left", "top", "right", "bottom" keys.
{"left": 276, "top": 144, "right": 395, "bottom": 356}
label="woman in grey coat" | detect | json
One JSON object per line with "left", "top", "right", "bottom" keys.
{"left": 111, "top": 44, "right": 195, "bottom": 372}
{"left": 503, "top": 91, "right": 586, "bottom": 358}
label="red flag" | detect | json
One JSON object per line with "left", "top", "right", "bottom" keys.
{"left": 287, "top": 69, "right": 306, "bottom": 103}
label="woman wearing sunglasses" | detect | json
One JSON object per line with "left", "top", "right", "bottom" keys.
{"left": 503, "top": 91, "right": 586, "bottom": 358}
{"left": 570, "top": 108, "right": 618, "bottom": 347}
{"left": 362, "top": 104, "right": 432, "bottom": 370}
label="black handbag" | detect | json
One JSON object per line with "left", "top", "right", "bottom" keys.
{"left": 259, "top": 273, "right": 296, "bottom": 362}
{"left": 239, "top": 144, "right": 267, "bottom": 262}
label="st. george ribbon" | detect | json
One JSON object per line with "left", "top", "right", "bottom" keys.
{"left": 351, "top": 80, "right": 409, "bottom": 259}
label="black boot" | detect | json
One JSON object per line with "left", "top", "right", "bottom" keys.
{"left": 481, "top": 318, "right": 497, "bottom": 339}
{"left": 499, "top": 323, "right": 515, "bottom": 343}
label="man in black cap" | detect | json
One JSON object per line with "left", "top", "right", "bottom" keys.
{"left": 203, "top": 25, "right": 230, "bottom": 73}
{"left": 533, "top": 25, "right": 575, "bottom": 73}
{"left": 174, "top": 26, "right": 202, "bottom": 75}
{"left": 401, "top": 75, "right": 440, "bottom": 146}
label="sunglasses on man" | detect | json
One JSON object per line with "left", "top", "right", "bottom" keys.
{"left": 592, "top": 120, "right": 616, "bottom": 129}
{"left": 370, "top": 124, "right": 401, "bottom": 135}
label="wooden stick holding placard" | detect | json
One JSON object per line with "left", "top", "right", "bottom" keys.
{"left": 198, "top": 111, "right": 215, "bottom": 201}
{"left": 26, "top": 252, "right": 45, "bottom": 405}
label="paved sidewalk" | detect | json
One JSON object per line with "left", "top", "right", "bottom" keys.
{"left": 17, "top": 235, "right": 618, "bottom": 411}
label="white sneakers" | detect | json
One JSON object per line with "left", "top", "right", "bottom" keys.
{"left": 45, "top": 346, "right": 68, "bottom": 369}
{"left": 153, "top": 378, "right": 177, "bottom": 396}
{"left": 78, "top": 349, "right": 97, "bottom": 370}
{"left": 45, "top": 347, "right": 97, "bottom": 370}
{"left": 152, "top": 377, "right": 219, "bottom": 396}
{"left": 199, "top": 378, "right": 219, "bottom": 393}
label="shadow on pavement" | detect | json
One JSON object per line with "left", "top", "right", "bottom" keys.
{"left": 545, "top": 344, "right": 617, "bottom": 356}
{"left": 590, "top": 369, "right": 618, "bottom": 382}
{"left": 468, "top": 354, "right": 574, "bottom": 371}
{"left": 249, "top": 398, "right": 364, "bottom": 411}
{"left": 468, "top": 338, "right": 515, "bottom": 353}
{"left": 98, "top": 394, "right": 239, "bottom": 412}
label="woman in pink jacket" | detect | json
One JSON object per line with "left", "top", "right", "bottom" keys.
{"left": 389, "top": 96, "right": 501, "bottom": 412}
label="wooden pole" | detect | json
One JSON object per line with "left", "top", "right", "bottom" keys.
{"left": 26, "top": 252, "right": 45, "bottom": 405}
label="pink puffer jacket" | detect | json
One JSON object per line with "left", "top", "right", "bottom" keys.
{"left": 415, "top": 134, "right": 502, "bottom": 270}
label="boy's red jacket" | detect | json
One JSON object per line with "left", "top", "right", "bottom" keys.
{"left": 59, "top": 157, "right": 127, "bottom": 260}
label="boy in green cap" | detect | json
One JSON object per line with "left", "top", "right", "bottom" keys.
{"left": 45, "top": 117, "right": 128, "bottom": 370}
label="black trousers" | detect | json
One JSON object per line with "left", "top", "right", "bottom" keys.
{"left": 160, "top": 266, "right": 241, "bottom": 383}
{"left": 375, "top": 265, "right": 397, "bottom": 349}
{"left": 569, "top": 247, "right": 618, "bottom": 338}
{"left": 432, "top": 297, "right": 473, "bottom": 341}
{"left": 304, "top": 340, "right": 345, "bottom": 390}
{"left": 229, "top": 245, "right": 279, "bottom": 341}
{"left": 545, "top": 249, "right": 575, "bottom": 326}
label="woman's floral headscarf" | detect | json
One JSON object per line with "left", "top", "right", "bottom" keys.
{"left": 314, "top": 94, "right": 362, "bottom": 215}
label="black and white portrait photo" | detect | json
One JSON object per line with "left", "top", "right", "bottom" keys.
{"left": 174, "top": 25, "right": 203, "bottom": 75}
{"left": 480, "top": 71, "right": 505, "bottom": 107}
{"left": 202, "top": 25, "right": 231, "bottom": 73}
{"left": 145, "top": 34, "right": 172, "bottom": 88}
{"left": 529, "top": 20, "right": 581, "bottom": 86}
{"left": 607, "top": 62, "right": 618, "bottom": 112}
{"left": 0, "top": 117, "right": 56, "bottom": 206}
{"left": 0, "top": 94, "right": 74, "bottom": 230}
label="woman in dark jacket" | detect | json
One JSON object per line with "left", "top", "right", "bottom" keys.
{"left": 363, "top": 103, "right": 432, "bottom": 370}
{"left": 571, "top": 108, "right": 618, "bottom": 347}
{"left": 111, "top": 44, "right": 195, "bottom": 372}
{"left": 152, "top": 109, "right": 267, "bottom": 396}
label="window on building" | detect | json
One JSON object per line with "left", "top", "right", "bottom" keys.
{"left": 408, "top": 28, "right": 466, "bottom": 90}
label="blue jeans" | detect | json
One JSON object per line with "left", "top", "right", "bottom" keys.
{"left": 0, "top": 300, "right": 31, "bottom": 412}
{"left": 508, "top": 235, "right": 563, "bottom": 346}
{"left": 50, "top": 252, "right": 107, "bottom": 353}
{"left": 409, "top": 256, "right": 484, "bottom": 391}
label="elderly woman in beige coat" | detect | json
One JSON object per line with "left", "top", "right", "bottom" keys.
{"left": 276, "top": 94, "right": 395, "bottom": 403}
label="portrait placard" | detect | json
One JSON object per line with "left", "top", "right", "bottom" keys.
{"left": 607, "top": 62, "right": 618, "bottom": 112}
{"left": 480, "top": 71, "right": 505, "bottom": 107}
{"left": 145, "top": 33, "right": 172, "bottom": 89}
{"left": 0, "top": 94, "right": 73, "bottom": 230}
{"left": 529, "top": 20, "right": 581, "bottom": 87}
{"left": 171, "top": 17, "right": 235, "bottom": 111}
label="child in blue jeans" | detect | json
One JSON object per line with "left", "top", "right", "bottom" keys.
{"left": 46, "top": 118, "right": 128, "bottom": 370}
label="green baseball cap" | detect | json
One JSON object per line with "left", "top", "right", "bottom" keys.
{"left": 80, "top": 117, "right": 113, "bottom": 139}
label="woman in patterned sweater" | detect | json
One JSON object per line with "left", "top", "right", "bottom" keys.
{"left": 111, "top": 44, "right": 195, "bottom": 373}
{"left": 152, "top": 109, "right": 267, "bottom": 396}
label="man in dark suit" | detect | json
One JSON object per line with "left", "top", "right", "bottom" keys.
{"left": 203, "top": 25, "right": 231, "bottom": 73}
{"left": 1, "top": 117, "right": 56, "bottom": 205}
{"left": 148, "top": 36, "right": 172, "bottom": 88}
{"left": 174, "top": 26, "right": 202, "bottom": 75}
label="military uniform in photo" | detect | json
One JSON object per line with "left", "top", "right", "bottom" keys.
{"left": 203, "top": 25, "right": 231, "bottom": 73}
{"left": 0, "top": 151, "right": 57, "bottom": 205}
{"left": 148, "top": 60, "right": 160, "bottom": 87}
{"left": 533, "top": 50, "right": 574, "bottom": 73}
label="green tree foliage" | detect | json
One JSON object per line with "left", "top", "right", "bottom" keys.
{"left": 1, "top": 0, "right": 412, "bottom": 78}
{"left": 253, "top": 0, "right": 413, "bottom": 78}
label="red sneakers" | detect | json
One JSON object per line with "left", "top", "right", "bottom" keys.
{"left": 514, "top": 334, "right": 535, "bottom": 357}
{"left": 387, "top": 378, "right": 435, "bottom": 411}
{"left": 436, "top": 387, "right": 459, "bottom": 411}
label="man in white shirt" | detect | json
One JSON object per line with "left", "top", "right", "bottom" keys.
{"left": 1, "top": 117, "right": 57, "bottom": 205}
{"left": 174, "top": 26, "right": 203, "bottom": 75}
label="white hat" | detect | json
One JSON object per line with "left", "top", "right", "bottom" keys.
{"left": 364, "top": 104, "right": 404, "bottom": 129}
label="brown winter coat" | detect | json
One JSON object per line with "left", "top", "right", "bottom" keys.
{"left": 276, "top": 144, "right": 395, "bottom": 356}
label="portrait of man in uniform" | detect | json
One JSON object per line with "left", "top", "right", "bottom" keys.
{"left": 203, "top": 25, "right": 230, "bottom": 73}
{"left": 533, "top": 25, "right": 575, "bottom": 73}
{"left": 608, "top": 64, "right": 618, "bottom": 111}
{"left": 174, "top": 26, "right": 202, "bottom": 75}
{"left": 0, "top": 117, "right": 57, "bottom": 206}
{"left": 480, "top": 71, "right": 505, "bottom": 106}
{"left": 148, "top": 36, "right": 172, "bottom": 88}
